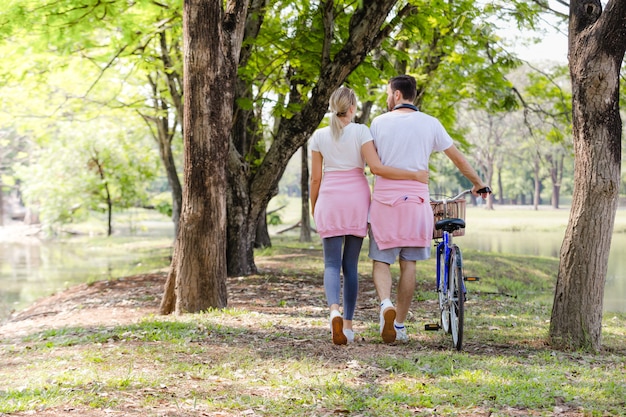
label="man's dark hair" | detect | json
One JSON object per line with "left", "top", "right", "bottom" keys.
{"left": 389, "top": 75, "right": 417, "bottom": 102}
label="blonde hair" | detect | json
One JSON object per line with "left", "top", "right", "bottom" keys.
{"left": 329, "top": 87, "right": 356, "bottom": 141}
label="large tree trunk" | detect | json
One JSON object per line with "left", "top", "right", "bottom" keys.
{"left": 160, "top": 0, "right": 248, "bottom": 314}
{"left": 226, "top": 0, "right": 411, "bottom": 276}
{"left": 550, "top": 0, "right": 626, "bottom": 350}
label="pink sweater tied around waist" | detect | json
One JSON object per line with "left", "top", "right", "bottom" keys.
{"left": 314, "top": 168, "right": 371, "bottom": 239}
{"left": 369, "top": 177, "right": 433, "bottom": 250}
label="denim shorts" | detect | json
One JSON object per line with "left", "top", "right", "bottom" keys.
{"left": 368, "top": 229, "right": 431, "bottom": 264}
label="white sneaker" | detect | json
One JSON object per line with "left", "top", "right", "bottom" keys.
{"left": 380, "top": 306, "right": 397, "bottom": 344}
{"left": 394, "top": 323, "right": 408, "bottom": 343}
{"left": 343, "top": 329, "right": 355, "bottom": 343}
{"left": 330, "top": 310, "right": 347, "bottom": 345}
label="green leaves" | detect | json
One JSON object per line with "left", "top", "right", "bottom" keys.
{"left": 16, "top": 112, "right": 159, "bottom": 229}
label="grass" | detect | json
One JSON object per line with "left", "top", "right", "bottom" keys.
{"left": 2, "top": 304, "right": 624, "bottom": 416}
{"left": 1, "top": 203, "right": 626, "bottom": 416}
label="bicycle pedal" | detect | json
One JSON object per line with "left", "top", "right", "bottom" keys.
{"left": 464, "top": 276, "right": 480, "bottom": 282}
{"left": 424, "top": 323, "right": 440, "bottom": 331}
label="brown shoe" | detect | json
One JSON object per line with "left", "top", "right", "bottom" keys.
{"left": 380, "top": 306, "right": 397, "bottom": 344}
{"left": 331, "top": 311, "right": 347, "bottom": 345}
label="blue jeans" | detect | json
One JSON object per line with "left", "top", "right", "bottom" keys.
{"left": 322, "top": 235, "right": 363, "bottom": 320}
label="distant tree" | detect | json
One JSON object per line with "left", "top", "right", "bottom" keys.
{"left": 0, "top": 129, "right": 29, "bottom": 225}
{"left": 16, "top": 117, "right": 158, "bottom": 235}
{"left": 550, "top": 0, "right": 626, "bottom": 351}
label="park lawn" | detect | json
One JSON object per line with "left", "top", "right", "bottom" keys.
{"left": 1, "top": 232, "right": 625, "bottom": 417}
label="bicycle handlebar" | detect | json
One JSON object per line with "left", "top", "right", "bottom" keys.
{"left": 430, "top": 187, "right": 492, "bottom": 203}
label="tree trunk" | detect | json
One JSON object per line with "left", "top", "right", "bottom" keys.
{"left": 550, "top": 0, "right": 626, "bottom": 351}
{"left": 160, "top": 135, "right": 183, "bottom": 238}
{"left": 141, "top": 30, "right": 184, "bottom": 238}
{"left": 160, "top": 0, "right": 248, "bottom": 314}
{"left": 532, "top": 157, "right": 541, "bottom": 210}
{"left": 157, "top": 29, "right": 184, "bottom": 237}
{"left": 107, "top": 190, "right": 112, "bottom": 236}
{"left": 0, "top": 176, "right": 4, "bottom": 227}
{"left": 255, "top": 210, "right": 271, "bottom": 248}
{"left": 226, "top": 148, "right": 258, "bottom": 275}
{"left": 497, "top": 167, "right": 503, "bottom": 204}
{"left": 548, "top": 152, "right": 565, "bottom": 209}
{"left": 299, "top": 143, "right": 312, "bottom": 242}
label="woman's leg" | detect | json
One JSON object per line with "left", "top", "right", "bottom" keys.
{"left": 322, "top": 236, "right": 343, "bottom": 309}
{"left": 323, "top": 236, "right": 347, "bottom": 344}
{"left": 341, "top": 235, "right": 364, "bottom": 325}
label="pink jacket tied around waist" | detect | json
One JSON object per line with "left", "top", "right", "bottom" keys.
{"left": 369, "top": 177, "right": 433, "bottom": 250}
{"left": 314, "top": 168, "right": 371, "bottom": 239}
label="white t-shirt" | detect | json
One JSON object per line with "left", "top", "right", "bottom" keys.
{"left": 309, "top": 123, "right": 373, "bottom": 172}
{"left": 370, "top": 111, "right": 453, "bottom": 170}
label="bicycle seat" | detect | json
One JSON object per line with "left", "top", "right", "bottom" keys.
{"left": 435, "top": 218, "right": 466, "bottom": 232}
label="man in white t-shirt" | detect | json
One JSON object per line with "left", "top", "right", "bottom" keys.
{"left": 368, "top": 75, "right": 490, "bottom": 344}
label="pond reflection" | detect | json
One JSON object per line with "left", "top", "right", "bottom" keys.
{"left": 0, "top": 223, "right": 174, "bottom": 323}
{"left": 462, "top": 230, "right": 626, "bottom": 313}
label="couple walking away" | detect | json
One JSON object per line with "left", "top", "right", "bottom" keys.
{"left": 309, "top": 75, "right": 490, "bottom": 345}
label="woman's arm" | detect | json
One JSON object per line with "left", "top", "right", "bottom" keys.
{"left": 362, "top": 141, "right": 429, "bottom": 183}
{"left": 310, "top": 150, "right": 323, "bottom": 215}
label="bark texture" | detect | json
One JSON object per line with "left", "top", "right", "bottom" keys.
{"left": 550, "top": 0, "right": 626, "bottom": 350}
{"left": 160, "top": 0, "right": 249, "bottom": 314}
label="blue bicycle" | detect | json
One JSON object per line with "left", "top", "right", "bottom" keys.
{"left": 426, "top": 187, "right": 490, "bottom": 351}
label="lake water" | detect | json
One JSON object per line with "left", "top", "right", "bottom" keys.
{"left": 461, "top": 229, "right": 626, "bottom": 313}
{"left": 0, "top": 221, "right": 174, "bottom": 323}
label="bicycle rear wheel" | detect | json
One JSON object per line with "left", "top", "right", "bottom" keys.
{"left": 437, "top": 244, "right": 450, "bottom": 333}
{"left": 449, "top": 245, "right": 465, "bottom": 350}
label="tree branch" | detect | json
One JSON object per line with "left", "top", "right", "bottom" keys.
{"left": 321, "top": 0, "right": 334, "bottom": 68}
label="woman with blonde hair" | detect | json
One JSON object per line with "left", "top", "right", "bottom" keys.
{"left": 309, "top": 86, "right": 428, "bottom": 345}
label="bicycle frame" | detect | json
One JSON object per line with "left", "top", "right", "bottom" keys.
{"left": 434, "top": 190, "right": 471, "bottom": 302}
{"left": 436, "top": 230, "right": 466, "bottom": 300}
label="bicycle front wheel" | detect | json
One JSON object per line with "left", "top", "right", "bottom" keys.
{"left": 437, "top": 244, "right": 450, "bottom": 334}
{"left": 449, "top": 245, "right": 465, "bottom": 351}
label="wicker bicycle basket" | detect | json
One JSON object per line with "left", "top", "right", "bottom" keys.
{"left": 430, "top": 198, "right": 466, "bottom": 239}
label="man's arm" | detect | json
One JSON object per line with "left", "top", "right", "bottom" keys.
{"left": 444, "top": 144, "right": 490, "bottom": 197}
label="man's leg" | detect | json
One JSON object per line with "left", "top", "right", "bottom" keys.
{"left": 373, "top": 260, "right": 397, "bottom": 343}
{"left": 396, "top": 260, "right": 416, "bottom": 323}
{"left": 372, "top": 260, "right": 392, "bottom": 301}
